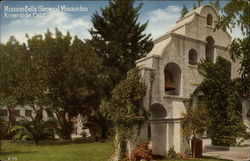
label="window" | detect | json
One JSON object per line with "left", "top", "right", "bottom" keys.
{"left": 25, "top": 110, "right": 32, "bottom": 117}
{"left": 205, "top": 36, "right": 215, "bottom": 62}
{"left": 0, "top": 110, "right": 7, "bottom": 116}
{"left": 14, "top": 110, "right": 20, "bottom": 116}
{"left": 207, "top": 14, "right": 213, "bottom": 26}
{"left": 188, "top": 49, "right": 198, "bottom": 65}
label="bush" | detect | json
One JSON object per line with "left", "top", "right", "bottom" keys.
{"left": 167, "top": 147, "right": 179, "bottom": 159}
{"left": 125, "top": 142, "right": 152, "bottom": 161}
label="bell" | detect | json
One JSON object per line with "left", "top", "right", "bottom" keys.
{"left": 165, "top": 72, "right": 175, "bottom": 91}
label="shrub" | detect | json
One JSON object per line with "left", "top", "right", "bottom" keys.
{"left": 126, "top": 142, "right": 152, "bottom": 161}
{"left": 167, "top": 147, "right": 179, "bottom": 159}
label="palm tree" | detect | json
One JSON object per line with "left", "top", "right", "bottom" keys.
{"left": 85, "top": 100, "right": 112, "bottom": 140}
{"left": 9, "top": 111, "right": 56, "bottom": 145}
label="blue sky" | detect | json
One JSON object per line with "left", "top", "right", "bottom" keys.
{"left": 0, "top": 0, "right": 242, "bottom": 44}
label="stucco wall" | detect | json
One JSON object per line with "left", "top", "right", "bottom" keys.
{"left": 135, "top": 4, "right": 241, "bottom": 156}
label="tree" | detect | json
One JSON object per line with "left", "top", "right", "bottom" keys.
{"left": 197, "top": 57, "right": 246, "bottom": 146}
{"left": 88, "top": 0, "right": 153, "bottom": 95}
{"left": 181, "top": 5, "right": 188, "bottom": 18}
{"left": 193, "top": 4, "right": 197, "bottom": 10}
{"left": 182, "top": 102, "right": 209, "bottom": 157}
{"left": 0, "top": 37, "right": 28, "bottom": 127}
{"left": 216, "top": 0, "right": 250, "bottom": 98}
{"left": 25, "top": 29, "right": 104, "bottom": 139}
{"left": 86, "top": 0, "right": 153, "bottom": 143}
{"left": 111, "top": 68, "right": 146, "bottom": 160}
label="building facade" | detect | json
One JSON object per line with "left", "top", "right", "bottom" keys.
{"left": 133, "top": 5, "right": 243, "bottom": 156}
{"left": 0, "top": 106, "right": 53, "bottom": 125}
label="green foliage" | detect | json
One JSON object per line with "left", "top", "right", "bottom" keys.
{"left": 1, "top": 141, "right": 112, "bottom": 161}
{"left": 197, "top": 57, "right": 246, "bottom": 146}
{"left": 0, "top": 29, "right": 104, "bottom": 139}
{"left": 229, "top": 37, "right": 250, "bottom": 97}
{"left": 36, "top": 30, "right": 103, "bottom": 139}
{"left": 84, "top": 99, "right": 113, "bottom": 140}
{"left": 167, "top": 147, "right": 179, "bottom": 159}
{"left": 217, "top": 0, "right": 249, "bottom": 36}
{"left": 0, "top": 113, "right": 8, "bottom": 140}
{"left": 111, "top": 68, "right": 146, "bottom": 160}
{"left": 216, "top": 0, "right": 250, "bottom": 98}
{"left": 182, "top": 103, "right": 209, "bottom": 139}
{"left": 181, "top": 5, "right": 188, "bottom": 18}
{"left": 0, "top": 37, "right": 28, "bottom": 109}
{"left": 193, "top": 4, "right": 197, "bottom": 10}
{"left": 0, "top": 115, "right": 8, "bottom": 153}
{"left": 88, "top": 0, "right": 153, "bottom": 98}
{"left": 9, "top": 110, "right": 56, "bottom": 145}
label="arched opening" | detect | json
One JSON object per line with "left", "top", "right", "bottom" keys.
{"left": 188, "top": 49, "right": 198, "bottom": 65}
{"left": 150, "top": 103, "right": 167, "bottom": 157}
{"left": 205, "top": 36, "right": 215, "bottom": 62}
{"left": 207, "top": 14, "right": 213, "bottom": 26}
{"left": 164, "top": 63, "right": 181, "bottom": 95}
{"left": 150, "top": 103, "right": 167, "bottom": 119}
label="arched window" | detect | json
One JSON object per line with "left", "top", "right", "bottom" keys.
{"left": 188, "top": 49, "right": 198, "bottom": 65}
{"left": 164, "top": 63, "right": 181, "bottom": 95}
{"left": 150, "top": 103, "right": 167, "bottom": 119}
{"left": 207, "top": 14, "right": 213, "bottom": 26}
{"left": 205, "top": 36, "right": 215, "bottom": 62}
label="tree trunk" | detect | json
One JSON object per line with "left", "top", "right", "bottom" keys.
{"left": 35, "top": 139, "right": 39, "bottom": 146}
{"left": 101, "top": 127, "right": 107, "bottom": 139}
{"left": 8, "top": 107, "right": 14, "bottom": 127}
{"left": 192, "top": 135, "right": 196, "bottom": 158}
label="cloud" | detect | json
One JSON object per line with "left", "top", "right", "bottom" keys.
{"left": 228, "top": 25, "right": 244, "bottom": 39}
{"left": 143, "top": 5, "right": 182, "bottom": 39}
{"left": 143, "top": 5, "right": 244, "bottom": 40}
{"left": 1, "top": 11, "right": 92, "bottom": 43}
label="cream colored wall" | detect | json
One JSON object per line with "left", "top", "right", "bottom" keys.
{"left": 135, "top": 4, "right": 241, "bottom": 156}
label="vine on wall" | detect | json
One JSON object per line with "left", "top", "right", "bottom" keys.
{"left": 111, "top": 68, "right": 147, "bottom": 160}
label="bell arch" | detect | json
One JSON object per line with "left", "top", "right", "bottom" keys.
{"left": 205, "top": 36, "right": 215, "bottom": 62}
{"left": 150, "top": 103, "right": 167, "bottom": 119}
{"left": 164, "top": 62, "right": 182, "bottom": 95}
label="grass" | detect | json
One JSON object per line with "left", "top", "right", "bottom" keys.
{"left": 0, "top": 140, "right": 112, "bottom": 161}
{"left": 0, "top": 141, "right": 229, "bottom": 161}
{"left": 161, "top": 157, "right": 230, "bottom": 161}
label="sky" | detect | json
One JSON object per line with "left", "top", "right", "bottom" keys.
{"left": 0, "top": 0, "right": 243, "bottom": 44}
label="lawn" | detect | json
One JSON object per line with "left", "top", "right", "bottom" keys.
{"left": 0, "top": 141, "right": 229, "bottom": 161}
{"left": 0, "top": 140, "right": 112, "bottom": 161}
{"left": 162, "top": 158, "right": 230, "bottom": 161}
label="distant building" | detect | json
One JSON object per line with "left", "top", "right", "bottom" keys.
{"left": 0, "top": 106, "right": 53, "bottom": 126}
